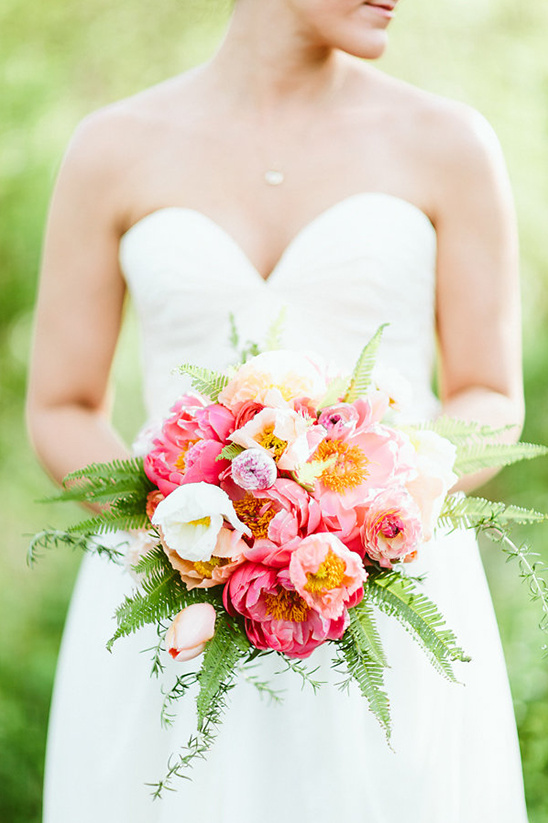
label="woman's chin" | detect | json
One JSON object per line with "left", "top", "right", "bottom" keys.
{"left": 340, "top": 31, "right": 389, "bottom": 61}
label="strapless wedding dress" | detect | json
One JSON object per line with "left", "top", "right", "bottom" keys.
{"left": 43, "top": 193, "right": 529, "bottom": 822}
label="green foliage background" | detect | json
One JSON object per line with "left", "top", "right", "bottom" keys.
{"left": 1, "top": 0, "right": 548, "bottom": 820}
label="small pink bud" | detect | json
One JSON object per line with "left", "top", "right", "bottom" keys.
{"left": 165, "top": 603, "right": 216, "bottom": 662}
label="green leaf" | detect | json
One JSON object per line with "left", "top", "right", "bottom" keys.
{"left": 263, "top": 306, "right": 287, "bottom": 351}
{"left": 367, "top": 571, "right": 470, "bottom": 681}
{"left": 228, "top": 312, "right": 240, "bottom": 352}
{"left": 439, "top": 494, "right": 548, "bottom": 531}
{"left": 317, "top": 375, "right": 351, "bottom": 411}
{"left": 49, "top": 457, "right": 153, "bottom": 505}
{"left": 344, "top": 323, "right": 388, "bottom": 403}
{"left": 453, "top": 441, "right": 548, "bottom": 477}
{"left": 178, "top": 364, "right": 229, "bottom": 401}
{"left": 348, "top": 597, "right": 388, "bottom": 667}
{"left": 293, "top": 456, "right": 336, "bottom": 491}
{"left": 407, "top": 416, "right": 513, "bottom": 446}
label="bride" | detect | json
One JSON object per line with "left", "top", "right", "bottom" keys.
{"left": 27, "top": 0, "right": 528, "bottom": 820}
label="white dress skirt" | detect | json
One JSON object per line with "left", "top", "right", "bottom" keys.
{"left": 43, "top": 194, "right": 529, "bottom": 822}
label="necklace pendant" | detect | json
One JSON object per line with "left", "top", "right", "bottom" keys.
{"left": 264, "top": 169, "right": 284, "bottom": 186}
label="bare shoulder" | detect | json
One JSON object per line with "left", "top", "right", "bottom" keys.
{"left": 54, "top": 71, "right": 200, "bottom": 230}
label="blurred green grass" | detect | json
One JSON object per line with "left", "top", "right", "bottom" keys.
{"left": 1, "top": 0, "right": 548, "bottom": 820}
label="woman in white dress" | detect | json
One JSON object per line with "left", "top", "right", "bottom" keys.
{"left": 27, "top": 0, "right": 528, "bottom": 821}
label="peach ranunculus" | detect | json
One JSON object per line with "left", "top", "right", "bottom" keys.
{"left": 218, "top": 350, "right": 328, "bottom": 412}
{"left": 405, "top": 430, "right": 458, "bottom": 541}
{"left": 359, "top": 487, "right": 424, "bottom": 568}
{"left": 289, "top": 533, "right": 366, "bottom": 620}
{"left": 164, "top": 526, "right": 247, "bottom": 590}
{"left": 223, "top": 562, "right": 348, "bottom": 658}
{"left": 152, "top": 482, "right": 251, "bottom": 563}
{"left": 229, "top": 407, "right": 326, "bottom": 472}
{"left": 165, "top": 603, "right": 216, "bottom": 662}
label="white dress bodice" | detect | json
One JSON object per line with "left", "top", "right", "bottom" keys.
{"left": 119, "top": 193, "right": 438, "bottom": 422}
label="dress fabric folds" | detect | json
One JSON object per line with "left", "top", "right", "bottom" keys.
{"left": 43, "top": 193, "right": 529, "bottom": 822}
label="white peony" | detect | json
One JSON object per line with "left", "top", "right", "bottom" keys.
{"left": 151, "top": 482, "right": 251, "bottom": 562}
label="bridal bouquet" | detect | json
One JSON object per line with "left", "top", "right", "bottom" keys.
{"left": 30, "top": 323, "right": 548, "bottom": 795}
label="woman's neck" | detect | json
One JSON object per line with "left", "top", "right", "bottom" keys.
{"left": 207, "top": 0, "right": 348, "bottom": 111}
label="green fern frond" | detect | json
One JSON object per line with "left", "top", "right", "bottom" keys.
{"left": 263, "top": 307, "right": 287, "bottom": 351}
{"left": 367, "top": 571, "right": 470, "bottom": 681}
{"left": 132, "top": 543, "right": 169, "bottom": 576}
{"left": 336, "top": 599, "right": 391, "bottom": 738}
{"left": 439, "top": 494, "right": 548, "bottom": 531}
{"left": 49, "top": 457, "right": 153, "bottom": 504}
{"left": 408, "top": 416, "right": 512, "bottom": 446}
{"left": 196, "top": 614, "right": 250, "bottom": 731}
{"left": 317, "top": 375, "right": 351, "bottom": 410}
{"left": 27, "top": 528, "right": 125, "bottom": 566}
{"left": 454, "top": 442, "right": 548, "bottom": 477}
{"left": 344, "top": 324, "right": 388, "bottom": 403}
{"left": 348, "top": 597, "right": 388, "bottom": 667}
{"left": 177, "top": 364, "right": 229, "bottom": 401}
{"left": 68, "top": 497, "right": 150, "bottom": 535}
{"left": 217, "top": 443, "right": 245, "bottom": 462}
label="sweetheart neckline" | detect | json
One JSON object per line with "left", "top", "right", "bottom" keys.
{"left": 119, "top": 191, "right": 436, "bottom": 284}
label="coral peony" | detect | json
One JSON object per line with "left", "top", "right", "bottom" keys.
{"left": 289, "top": 533, "right": 366, "bottom": 619}
{"left": 224, "top": 562, "right": 348, "bottom": 658}
{"left": 165, "top": 603, "right": 216, "bottom": 662}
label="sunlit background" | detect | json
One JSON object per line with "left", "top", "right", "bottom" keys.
{"left": 1, "top": 0, "right": 548, "bottom": 820}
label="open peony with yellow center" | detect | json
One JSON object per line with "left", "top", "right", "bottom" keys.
{"left": 152, "top": 482, "right": 251, "bottom": 563}
{"left": 289, "top": 533, "right": 366, "bottom": 620}
{"left": 218, "top": 350, "right": 328, "bottom": 411}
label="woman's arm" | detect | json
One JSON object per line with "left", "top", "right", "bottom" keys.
{"left": 431, "top": 106, "right": 524, "bottom": 492}
{"left": 26, "top": 111, "right": 133, "bottom": 485}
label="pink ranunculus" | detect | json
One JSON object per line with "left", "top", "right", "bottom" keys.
{"left": 318, "top": 403, "right": 360, "bottom": 440}
{"left": 181, "top": 440, "right": 229, "bottom": 485}
{"left": 223, "top": 562, "right": 348, "bottom": 658}
{"left": 165, "top": 603, "right": 216, "bottom": 662}
{"left": 231, "top": 448, "right": 278, "bottom": 491}
{"left": 165, "top": 526, "right": 246, "bottom": 590}
{"left": 360, "top": 487, "right": 424, "bottom": 568}
{"left": 289, "top": 533, "right": 366, "bottom": 620}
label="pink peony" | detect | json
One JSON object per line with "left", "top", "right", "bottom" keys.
{"left": 144, "top": 395, "right": 234, "bottom": 495}
{"left": 359, "top": 487, "right": 424, "bottom": 568}
{"left": 223, "top": 562, "right": 348, "bottom": 658}
{"left": 165, "top": 603, "right": 216, "bottom": 662}
{"left": 309, "top": 423, "right": 417, "bottom": 509}
{"left": 240, "top": 479, "right": 322, "bottom": 567}
{"left": 289, "top": 533, "right": 366, "bottom": 620}
{"left": 182, "top": 440, "right": 229, "bottom": 485}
